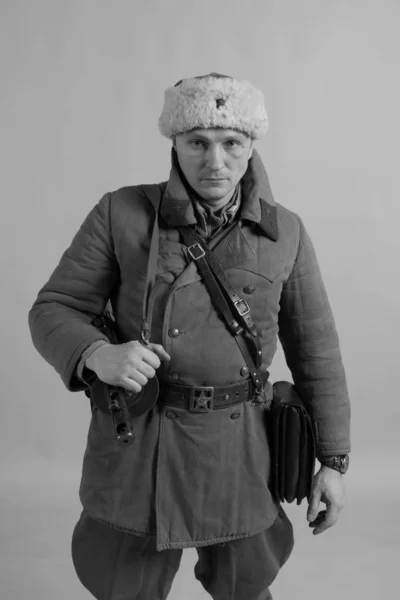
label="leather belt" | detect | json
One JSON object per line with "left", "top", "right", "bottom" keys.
{"left": 159, "top": 380, "right": 253, "bottom": 412}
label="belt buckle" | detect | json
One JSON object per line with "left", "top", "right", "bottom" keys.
{"left": 188, "top": 243, "right": 205, "bottom": 261}
{"left": 190, "top": 386, "right": 214, "bottom": 412}
{"left": 234, "top": 299, "right": 250, "bottom": 316}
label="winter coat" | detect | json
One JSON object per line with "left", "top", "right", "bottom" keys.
{"left": 28, "top": 149, "right": 351, "bottom": 551}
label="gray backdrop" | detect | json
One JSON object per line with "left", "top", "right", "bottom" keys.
{"left": 1, "top": 1, "right": 399, "bottom": 598}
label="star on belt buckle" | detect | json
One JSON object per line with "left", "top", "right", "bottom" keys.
{"left": 189, "top": 387, "right": 214, "bottom": 412}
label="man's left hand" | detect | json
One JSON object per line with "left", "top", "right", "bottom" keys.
{"left": 307, "top": 465, "right": 347, "bottom": 535}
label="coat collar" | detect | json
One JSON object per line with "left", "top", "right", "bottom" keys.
{"left": 160, "top": 148, "right": 278, "bottom": 241}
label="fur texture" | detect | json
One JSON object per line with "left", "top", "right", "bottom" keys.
{"left": 158, "top": 74, "right": 269, "bottom": 139}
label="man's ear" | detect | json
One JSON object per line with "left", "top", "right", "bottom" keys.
{"left": 248, "top": 140, "right": 254, "bottom": 159}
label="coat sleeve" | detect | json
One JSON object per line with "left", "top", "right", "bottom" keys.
{"left": 278, "top": 215, "right": 351, "bottom": 460}
{"left": 28, "top": 192, "right": 119, "bottom": 392}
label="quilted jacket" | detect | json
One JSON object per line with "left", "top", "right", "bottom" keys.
{"left": 28, "top": 149, "right": 351, "bottom": 550}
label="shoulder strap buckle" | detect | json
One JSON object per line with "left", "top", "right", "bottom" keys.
{"left": 187, "top": 242, "right": 206, "bottom": 261}
{"left": 234, "top": 299, "right": 250, "bottom": 317}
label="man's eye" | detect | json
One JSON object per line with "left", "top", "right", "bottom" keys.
{"left": 225, "top": 140, "right": 240, "bottom": 148}
{"left": 190, "top": 140, "right": 205, "bottom": 148}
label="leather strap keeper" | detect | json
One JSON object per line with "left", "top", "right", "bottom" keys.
{"left": 159, "top": 380, "right": 253, "bottom": 412}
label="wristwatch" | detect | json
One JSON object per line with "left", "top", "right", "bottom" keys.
{"left": 321, "top": 454, "right": 350, "bottom": 474}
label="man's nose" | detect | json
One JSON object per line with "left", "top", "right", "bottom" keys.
{"left": 205, "top": 146, "right": 224, "bottom": 170}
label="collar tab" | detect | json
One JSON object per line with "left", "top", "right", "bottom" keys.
{"left": 257, "top": 200, "right": 278, "bottom": 241}
{"left": 160, "top": 197, "right": 194, "bottom": 227}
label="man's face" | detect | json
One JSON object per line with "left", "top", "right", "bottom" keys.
{"left": 174, "top": 128, "right": 253, "bottom": 204}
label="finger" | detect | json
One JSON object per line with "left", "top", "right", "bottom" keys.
{"left": 312, "top": 507, "right": 340, "bottom": 535}
{"left": 139, "top": 347, "right": 162, "bottom": 370}
{"left": 323, "top": 504, "right": 340, "bottom": 529}
{"left": 135, "top": 361, "right": 156, "bottom": 379}
{"left": 123, "top": 368, "right": 148, "bottom": 387}
{"left": 307, "top": 491, "right": 321, "bottom": 522}
{"left": 125, "top": 341, "right": 162, "bottom": 369}
{"left": 147, "top": 343, "right": 171, "bottom": 363}
{"left": 308, "top": 509, "right": 326, "bottom": 525}
{"left": 119, "top": 377, "right": 143, "bottom": 394}
{"left": 308, "top": 510, "right": 326, "bottom": 529}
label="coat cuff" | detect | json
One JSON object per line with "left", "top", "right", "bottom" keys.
{"left": 65, "top": 334, "right": 110, "bottom": 392}
{"left": 76, "top": 340, "right": 110, "bottom": 382}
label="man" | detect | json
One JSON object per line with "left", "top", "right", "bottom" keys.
{"left": 28, "top": 73, "right": 351, "bottom": 600}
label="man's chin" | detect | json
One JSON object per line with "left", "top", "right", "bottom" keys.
{"left": 196, "top": 182, "right": 233, "bottom": 202}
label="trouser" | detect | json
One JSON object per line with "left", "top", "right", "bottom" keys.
{"left": 71, "top": 507, "right": 294, "bottom": 600}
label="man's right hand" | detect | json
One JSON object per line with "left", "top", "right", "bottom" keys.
{"left": 85, "top": 341, "right": 171, "bottom": 394}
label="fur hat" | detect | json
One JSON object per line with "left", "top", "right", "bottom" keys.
{"left": 158, "top": 72, "right": 268, "bottom": 140}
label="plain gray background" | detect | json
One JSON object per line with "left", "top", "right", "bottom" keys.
{"left": 1, "top": 1, "right": 399, "bottom": 598}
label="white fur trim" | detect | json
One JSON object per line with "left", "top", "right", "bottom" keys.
{"left": 158, "top": 75, "right": 268, "bottom": 139}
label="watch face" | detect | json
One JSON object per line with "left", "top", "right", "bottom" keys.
{"left": 334, "top": 454, "right": 349, "bottom": 473}
{"left": 341, "top": 454, "right": 350, "bottom": 473}
{"left": 323, "top": 455, "right": 350, "bottom": 473}
{"left": 328, "top": 455, "right": 349, "bottom": 473}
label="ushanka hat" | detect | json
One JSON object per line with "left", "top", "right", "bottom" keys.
{"left": 158, "top": 72, "right": 269, "bottom": 140}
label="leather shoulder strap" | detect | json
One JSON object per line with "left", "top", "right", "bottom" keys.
{"left": 137, "top": 184, "right": 166, "bottom": 343}
{"left": 178, "top": 226, "right": 269, "bottom": 396}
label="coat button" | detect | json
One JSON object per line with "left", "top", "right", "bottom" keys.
{"left": 169, "top": 372, "right": 179, "bottom": 381}
{"left": 168, "top": 328, "right": 180, "bottom": 338}
{"left": 230, "top": 412, "right": 241, "bottom": 420}
{"left": 243, "top": 285, "right": 255, "bottom": 294}
{"left": 166, "top": 410, "right": 179, "bottom": 420}
{"left": 240, "top": 367, "right": 249, "bottom": 377}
